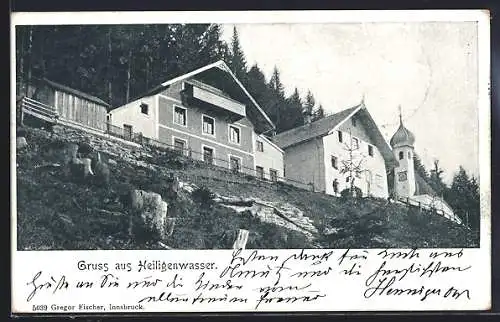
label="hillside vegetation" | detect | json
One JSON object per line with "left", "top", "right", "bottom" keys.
{"left": 15, "top": 125, "right": 479, "bottom": 250}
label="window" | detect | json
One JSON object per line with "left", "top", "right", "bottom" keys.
{"left": 140, "top": 103, "right": 149, "bottom": 115}
{"left": 202, "top": 146, "right": 214, "bottom": 164}
{"left": 270, "top": 169, "right": 278, "bottom": 182}
{"left": 368, "top": 145, "right": 374, "bottom": 157}
{"left": 398, "top": 171, "right": 408, "bottom": 182}
{"left": 352, "top": 137, "right": 359, "bottom": 149}
{"left": 123, "top": 124, "right": 133, "bottom": 140}
{"left": 256, "top": 166, "right": 264, "bottom": 179}
{"left": 173, "top": 138, "right": 186, "bottom": 155}
{"left": 332, "top": 179, "right": 339, "bottom": 194}
{"left": 174, "top": 106, "right": 187, "bottom": 126}
{"left": 346, "top": 176, "right": 351, "bottom": 183}
{"left": 229, "top": 156, "right": 241, "bottom": 173}
{"left": 202, "top": 115, "right": 215, "bottom": 136}
{"left": 256, "top": 140, "right": 264, "bottom": 152}
{"left": 331, "top": 155, "right": 338, "bottom": 169}
{"left": 399, "top": 151, "right": 404, "bottom": 160}
{"left": 408, "top": 151, "right": 412, "bottom": 159}
{"left": 338, "top": 131, "right": 343, "bottom": 143}
{"left": 229, "top": 125, "right": 241, "bottom": 144}
{"left": 352, "top": 117, "right": 357, "bottom": 127}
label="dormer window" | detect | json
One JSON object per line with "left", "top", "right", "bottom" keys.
{"left": 140, "top": 103, "right": 149, "bottom": 115}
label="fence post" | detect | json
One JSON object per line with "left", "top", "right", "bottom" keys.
{"left": 232, "top": 229, "right": 249, "bottom": 250}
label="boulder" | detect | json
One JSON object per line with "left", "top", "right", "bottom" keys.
{"left": 77, "top": 141, "right": 94, "bottom": 157}
{"left": 64, "top": 143, "right": 79, "bottom": 165}
{"left": 92, "top": 152, "right": 110, "bottom": 186}
{"left": 126, "top": 189, "right": 170, "bottom": 240}
{"left": 69, "top": 157, "right": 94, "bottom": 180}
{"left": 16, "top": 137, "right": 28, "bottom": 150}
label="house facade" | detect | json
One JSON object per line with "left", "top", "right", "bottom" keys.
{"left": 108, "top": 61, "right": 284, "bottom": 179}
{"left": 272, "top": 102, "right": 397, "bottom": 198}
{"left": 24, "top": 78, "right": 109, "bottom": 131}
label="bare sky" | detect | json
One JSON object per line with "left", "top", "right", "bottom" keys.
{"left": 222, "top": 22, "right": 479, "bottom": 184}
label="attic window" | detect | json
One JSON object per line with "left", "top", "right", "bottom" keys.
{"left": 140, "top": 103, "right": 149, "bottom": 115}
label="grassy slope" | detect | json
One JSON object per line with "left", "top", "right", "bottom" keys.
{"left": 16, "top": 126, "right": 479, "bottom": 250}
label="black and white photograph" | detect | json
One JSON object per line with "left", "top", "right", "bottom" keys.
{"left": 10, "top": 10, "right": 492, "bottom": 314}
{"left": 14, "top": 17, "right": 484, "bottom": 251}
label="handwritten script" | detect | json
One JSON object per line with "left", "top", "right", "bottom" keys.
{"left": 23, "top": 248, "right": 473, "bottom": 311}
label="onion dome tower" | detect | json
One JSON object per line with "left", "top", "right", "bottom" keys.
{"left": 390, "top": 106, "right": 416, "bottom": 198}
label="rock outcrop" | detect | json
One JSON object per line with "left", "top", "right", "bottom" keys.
{"left": 124, "top": 189, "right": 169, "bottom": 241}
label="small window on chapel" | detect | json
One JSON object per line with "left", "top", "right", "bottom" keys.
{"left": 140, "top": 103, "right": 149, "bottom": 115}
{"left": 368, "top": 145, "right": 374, "bottom": 157}
{"left": 399, "top": 151, "right": 404, "bottom": 160}
{"left": 331, "top": 155, "right": 338, "bottom": 169}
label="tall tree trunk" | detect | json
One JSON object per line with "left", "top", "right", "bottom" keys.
{"left": 17, "top": 27, "right": 25, "bottom": 96}
{"left": 145, "top": 58, "right": 150, "bottom": 90}
{"left": 26, "top": 26, "right": 33, "bottom": 95}
{"left": 126, "top": 49, "right": 132, "bottom": 103}
{"left": 40, "top": 28, "right": 46, "bottom": 78}
{"left": 78, "top": 26, "right": 84, "bottom": 89}
{"left": 107, "top": 27, "right": 113, "bottom": 107}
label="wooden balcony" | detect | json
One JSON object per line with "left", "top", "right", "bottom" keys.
{"left": 183, "top": 81, "right": 246, "bottom": 120}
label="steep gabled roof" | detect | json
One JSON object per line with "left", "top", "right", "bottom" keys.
{"left": 272, "top": 105, "right": 360, "bottom": 149}
{"left": 272, "top": 103, "right": 398, "bottom": 167}
{"left": 127, "top": 60, "right": 275, "bottom": 134}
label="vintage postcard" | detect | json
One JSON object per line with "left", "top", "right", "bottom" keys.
{"left": 11, "top": 10, "right": 491, "bottom": 314}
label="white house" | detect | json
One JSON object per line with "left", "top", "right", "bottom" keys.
{"left": 107, "top": 60, "right": 283, "bottom": 180}
{"left": 272, "top": 101, "right": 397, "bottom": 198}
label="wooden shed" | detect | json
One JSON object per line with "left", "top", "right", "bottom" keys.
{"left": 25, "top": 78, "right": 109, "bottom": 132}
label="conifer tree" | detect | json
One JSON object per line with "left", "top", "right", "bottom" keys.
{"left": 313, "top": 104, "right": 325, "bottom": 121}
{"left": 228, "top": 26, "right": 247, "bottom": 82}
{"left": 268, "top": 66, "right": 287, "bottom": 131}
{"left": 304, "top": 90, "right": 316, "bottom": 117}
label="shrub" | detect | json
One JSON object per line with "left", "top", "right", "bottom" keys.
{"left": 192, "top": 186, "right": 215, "bottom": 208}
{"left": 340, "top": 187, "right": 362, "bottom": 201}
